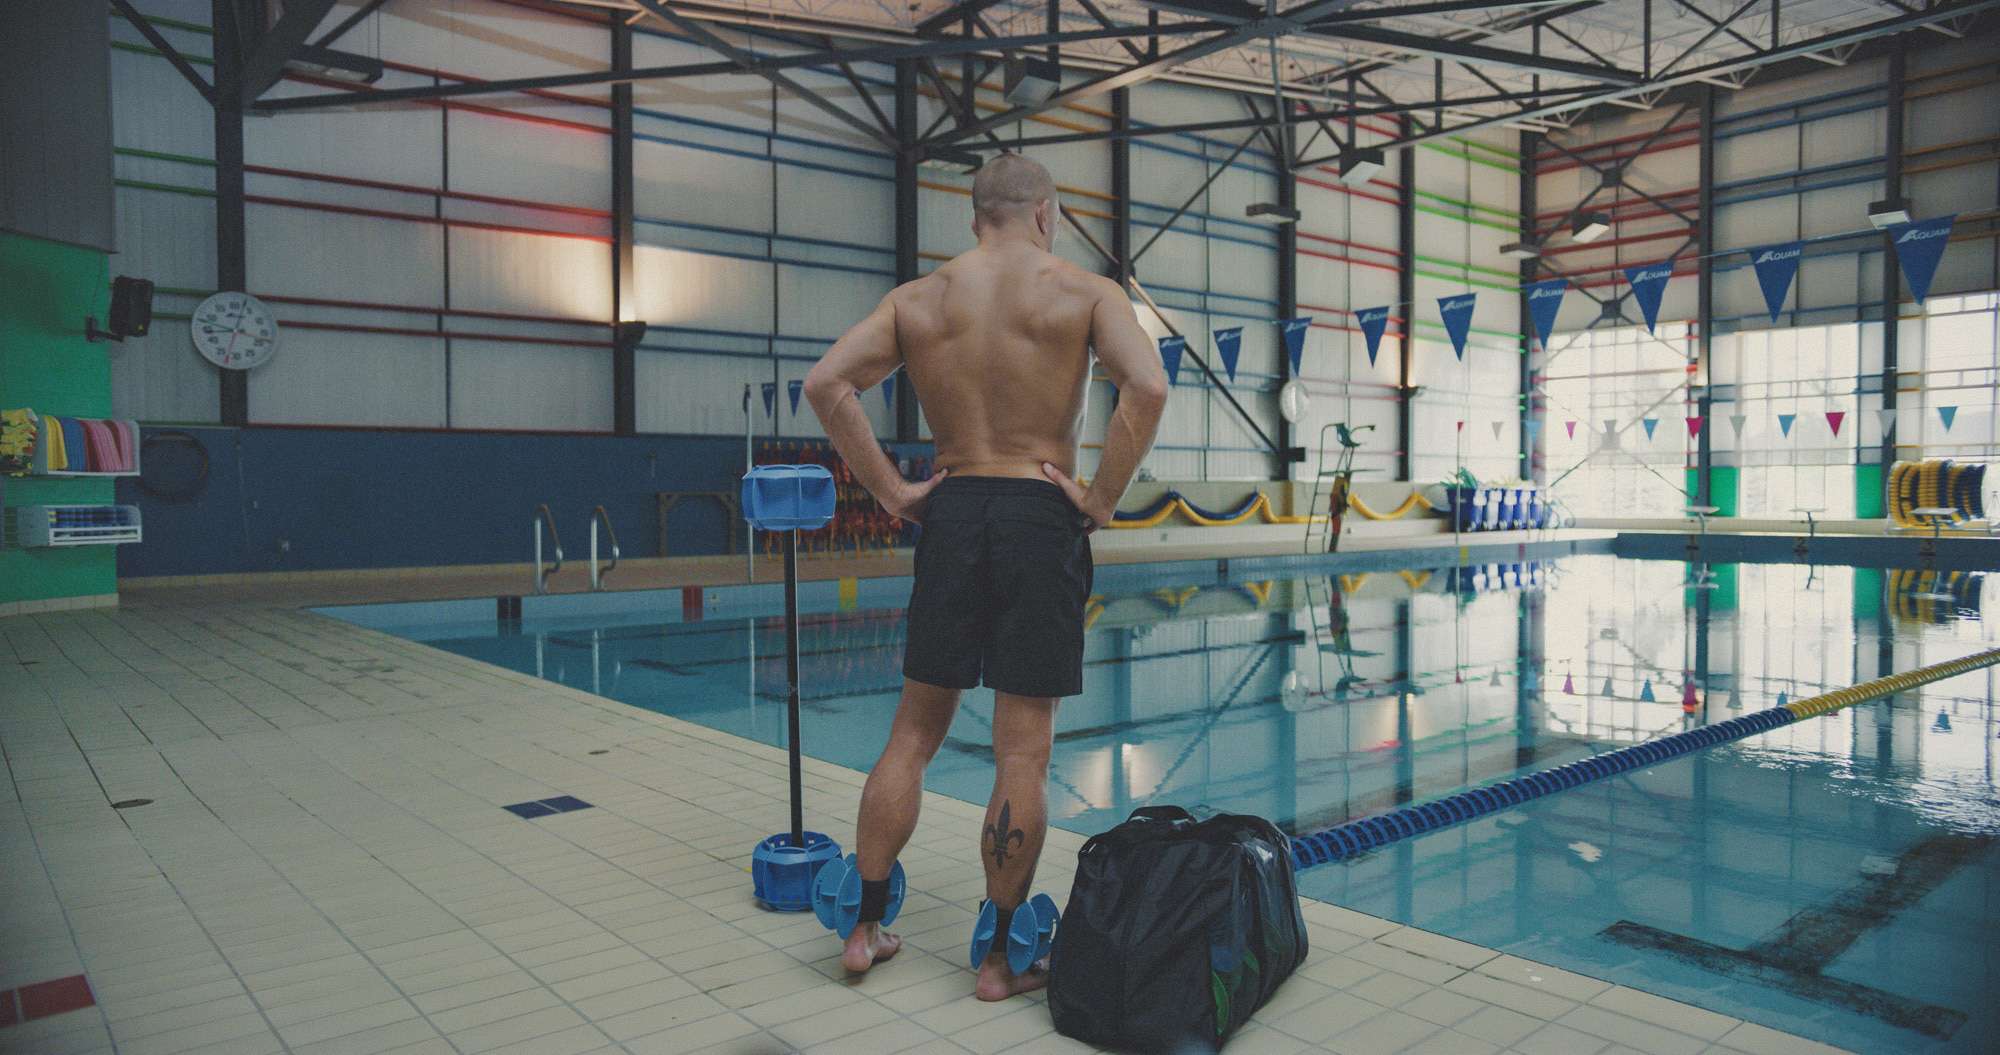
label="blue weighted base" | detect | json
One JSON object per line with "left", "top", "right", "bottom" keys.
{"left": 750, "top": 831, "right": 841, "bottom": 912}
{"left": 968, "top": 894, "right": 1059, "bottom": 975}
{"left": 810, "top": 854, "right": 905, "bottom": 939}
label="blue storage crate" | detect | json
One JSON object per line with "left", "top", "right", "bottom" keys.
{"left": 742, "top": 465, "right": 836, "bottom": 531}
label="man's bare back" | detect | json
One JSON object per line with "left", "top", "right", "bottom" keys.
{"left": 891, "top": 245, "right": 1099, "bottom": 482}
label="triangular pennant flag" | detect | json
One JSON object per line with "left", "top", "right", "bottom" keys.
{"left": 1640, "top": 679, "right": 1656, "bottom": 702}
{"left": 1776, "top": 690, "right": 1789, "bottom": 708}
{"left": 1158, "top": 335, "right": 1186, "bottom": 386}
{"left": 761, "top": 382, "right": 776, "bottom": 418}
{"left": 1887, "top": 214, "right": 1956, "bottom": 303}
{"left": 1938, "top": 405, "right": 1957, "bottom": 431}
{"left": 1565, "top": 420, "right": 1578, "bottom": 439}
{"left": 1526, "top": 278, "right": 1567, "bottom": 347}
{"left": 1491, "top": 420, "right": 1505, "bottom": 441}
{"left": 1437, "top": 294, "right": 1477, "bottom": 359}
{"left": 881, "top": 372, "right": 896, "bottom": 410}
{"left": 1456, "top": 420, "right": 1465, "bottom": 432}
{"left": 1562, "top": 673, "right": 1575, "bottom": 695}
{"left": 1749, "top": 242, "right": 1804, "bottom": 322}
{"left": 1877, "top": 408, "right": 1897, "bottom": 435}
{"left": 1825, "top": 410, "right": 1845, "bottom": 436}
{"left": 1281, "top": 317, "right": 1311, "bottom": 375}
{"left": 787, "top": 379, "right": 804, "bottom": 415}
{"left": 1682, "top": 679, "right": 1699, "bottom": 708}
{"left": 1602, "top": 419, "right": 1620, "bottom": 449}
{"left": 1777, "top": 413, "right": 1796, "bottom": 437}
{"left": 1602, "top": 677, "right": 1616, "bottom": 697}
{"left": 1213, "top": 327, "right": 1243, "bottom": 382}
{"left": 1490, "top": 668, "right": 1503, "bottom": 688}
{"left": 1624, "top": 262, "right": 1675, "bottom": 334}
{"left": 1642, "top": 417, "right": 1659, "bottom": 440}
{"left": 1685, "top": 416, "right": 1703, "bottom": 438}
{"left": 1729, "top": 413, "right": 1747, "bottom": 436}
{"left": 1356, "top": 307, "right": 1390, "bottom": 366}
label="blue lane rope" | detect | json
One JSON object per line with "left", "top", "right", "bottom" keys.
{"left": 1288, "top": 707, "right": 1798, "bottom": 871}
{"left": 1290, "top": 647, "right": 2000, "bottom": 871}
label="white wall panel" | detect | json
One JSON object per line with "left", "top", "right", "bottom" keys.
{"left": 450, "top": 109, "right": 608, "bottom": 209}
{"left": 776, "top": 263, "right": 889, "bottom": 342}
{"left": 632, "top": 245, "right": 770, "bottom": 333}
{"left": 249, "top": 327, "right": 446, "bottom": 428}
{"left": 447, "top": 228, "right": 610, "bottom": 320}
{"left": 109, "top": 319, "right": 221, "bottom": 424}
{"left": 450, "top": 340, "right": 611, "bottom": 431}
{"left": 248, "top": 204, "right": 445, "bottom": 305}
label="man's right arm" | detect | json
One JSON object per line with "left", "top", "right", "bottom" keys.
{"left": 1043, "top": 277, "right": 1169, "bottom": 528}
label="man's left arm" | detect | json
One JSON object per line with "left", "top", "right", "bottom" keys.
{"left": 803, "top": 291, "right": 945, "bottom": 522}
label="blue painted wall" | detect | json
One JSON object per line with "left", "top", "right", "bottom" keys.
{"left": 116, "top": 426, "right": 931, "bottom": 578}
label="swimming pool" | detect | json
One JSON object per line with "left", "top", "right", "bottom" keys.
{"left": 324, "top": 543, "right": 2000, "bottom": 1053}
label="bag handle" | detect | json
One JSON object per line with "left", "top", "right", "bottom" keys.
{"left": 1125, "top": 805, "right": 1197, "bottom": 828}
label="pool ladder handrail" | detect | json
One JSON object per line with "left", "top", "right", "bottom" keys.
{"left": 533, "top": 504, "right": 564, "bottom": 595}
{"left": 589, "top": 505, "right": 620, "bottom": 591}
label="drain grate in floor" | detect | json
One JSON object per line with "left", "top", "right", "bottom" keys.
{"left": 502, "top": 795, "right": 595, "bottom": 819}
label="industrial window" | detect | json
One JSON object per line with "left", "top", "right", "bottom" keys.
{"left": 1541, "top": 322, "right": 1695, "bottom": 519}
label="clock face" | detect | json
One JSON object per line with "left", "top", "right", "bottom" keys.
{"left": 191, "top": 291, "right": 279, "bottom": 370}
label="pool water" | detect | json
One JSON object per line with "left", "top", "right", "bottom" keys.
{"left": 341, "top": 549, "right": 2000, "bottom": 1053}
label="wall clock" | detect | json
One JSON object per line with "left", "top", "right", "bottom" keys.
{"left": 191, "top": 291, "right": 279, "bottom": 370}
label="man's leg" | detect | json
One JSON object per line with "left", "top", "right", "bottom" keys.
{"left": 842, "top": 677, "right": 961, "bottom": 972}
{"left": 975, "top": 691, "right": 1056, "bottom": 1001}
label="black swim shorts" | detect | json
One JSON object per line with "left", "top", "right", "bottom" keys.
{"left": 903, "top": 475, "right": 1094, "bottom": 698}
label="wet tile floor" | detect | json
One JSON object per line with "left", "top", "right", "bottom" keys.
{"left": 0, "top": 601, "right": 1846, "bottom": 1055}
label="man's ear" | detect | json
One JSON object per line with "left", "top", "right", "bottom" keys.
{"left": 1038, "top": 199, "right": 1056, "bottom": 238}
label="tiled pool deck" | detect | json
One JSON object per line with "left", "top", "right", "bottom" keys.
{"left": 1, "top": 601, "right": 1848, "bottom": 1055}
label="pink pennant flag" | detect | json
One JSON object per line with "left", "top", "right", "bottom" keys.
{"left": 1685, "top": 416, "right": 1703, "bottom": 438}
{"left": 1562, "top": 673, "right": 1575, "bottom": 695}
{"left": 1564, "top": 420, "right": 1577, "bottom": 439}
{"left": 1826, "top": 410, "right": 1846, "bottom": 436}
{"left": 1456, "top": 420, "right": 1465, "bottom": 432}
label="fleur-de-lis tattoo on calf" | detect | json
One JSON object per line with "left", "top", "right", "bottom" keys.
{"left": 984, "top": 800, "right": 1025, "bottom": 868}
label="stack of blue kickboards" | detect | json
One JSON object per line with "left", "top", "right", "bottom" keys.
{"left": 1047, "top": 807, "right": 1307, "bottom": 1052}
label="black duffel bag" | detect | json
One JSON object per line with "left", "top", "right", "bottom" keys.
{"left": 1048, "top": 806, "right": 1308, "bottom": 1052}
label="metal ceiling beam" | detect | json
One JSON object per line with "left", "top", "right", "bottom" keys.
{"left": 928, "top": 0, "right": 1379, "bottom": 145}
{"left": 110, "top": 0, "right": 215, "bottom": 104}
{"left": 240, "top": 0, "right": 342, "bottom": 101}
{"left": 252, "top": 18, "right": 1222, "bottom": 111}
{"left": 631, "top": 0, "right": 895, "bottom": 146}
{"left": 1374, "top": 0, "right": 2000, "bottom": 151}
{"left": 312, "top": 0, "right": 390, "bottom": 49}
{"left": 915, "top": 0, "right": 1017, "bottom": 36}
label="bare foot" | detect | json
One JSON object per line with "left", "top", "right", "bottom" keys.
{"left": 841, "top": 922, "right": 903, "bottom": 973}
{"left": 974, "top": 955, "right": 1048, "bottom": 1001}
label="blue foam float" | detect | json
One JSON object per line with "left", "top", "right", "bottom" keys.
{"left": 968, "top": 894, "right": 1060, "bottom": 976}
{"left": 811, "top": 854, "right": 905, "bottom": 939}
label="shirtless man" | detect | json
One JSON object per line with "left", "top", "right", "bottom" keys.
{"left": 803, "top": 152, "right": 1168, "bottom": 1000}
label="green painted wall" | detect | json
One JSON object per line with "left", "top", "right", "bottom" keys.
{"left": 1, "top": 231, "right": 116, "bottom": 605}
{"left": 1685, "top": 466, "right": 1739, "bottom": 517}
{"left": 1855, "top": 464, "right": 1885, "bottom": 519}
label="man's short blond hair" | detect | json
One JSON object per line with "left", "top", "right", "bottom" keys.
{"left": 971, "top": 152, "right": 1055, "bottom": 226}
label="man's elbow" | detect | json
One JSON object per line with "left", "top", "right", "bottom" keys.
{"left": 1123, "top": 373, "right": 1170, "bottom": 417}
{"left": 802, "top": 369, "right": 845, "bottom": 416}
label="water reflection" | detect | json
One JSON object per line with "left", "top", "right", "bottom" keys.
{"left": 425, "top": 552, "right": 1997, "bottom": 1052}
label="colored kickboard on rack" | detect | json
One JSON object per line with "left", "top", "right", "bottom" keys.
{"left": 24, "top": 416, "right": 140, "bottom": 474}
{"left": 1, "top": 408, "right": 38, "bottom": 474}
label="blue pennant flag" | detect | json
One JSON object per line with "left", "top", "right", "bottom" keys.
{"left": 1777, "top": 412, "right": 1795, "bottom": 437}
{"left": 1938, "top": 405, "right": 1958, "bottom": 432}
{"left": 1437, "top": 294, "right": 1477, "bottom": 360}
{"left": 787, "top": 378, "right": 804, "bottom": 415}
{"left": 1749, "top": 242, "right": 1803, "bottom": 323}
{"left": 1280, "top": 317, "right": 1312, "bottom": 375}
{"left": 1623, "top": 262, "right": 1676, "bottom": 334}
{"left": 760, "top": 382, "right": 776, "bottom": 418}
{"left": 1158, "top": 335, "right": 1186, "bottom": 386}
{"left": 1525, "top": 279, "right": 1567, "bottom": 348}
{"left": 1889, "top": 214, "right": 1956, "bottom": 303}
{"left": 1356, "top": 306, "right": 1391, "bottom": 366}
{"left": 881, "top": 372, "right": 896, "bottom": 410}
{"left": 1213, "top": 327, "right": 1243, "bottom": 382}
{"left": 1640, "top": 680, "right": 1655, "bottom": 702}
{"left": 1642, "top": 417, "right": 1659, "bottom": 440}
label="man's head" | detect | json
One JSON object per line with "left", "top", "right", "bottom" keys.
{"left": 971, "top": 152, "right": 1057, "bottom": 248}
